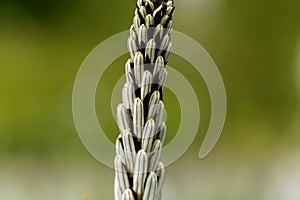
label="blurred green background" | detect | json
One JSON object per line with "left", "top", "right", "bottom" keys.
{"left": 1, "top": 0, "right": 300, "bottom": 199}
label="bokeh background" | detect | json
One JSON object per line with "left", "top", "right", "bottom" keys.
{"left": 1, "top": 0, "right": 300, "bottom": 199}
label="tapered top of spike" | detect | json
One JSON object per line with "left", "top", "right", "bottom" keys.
{"left": 136, "top": 0, "right": 175, "bottom": 23}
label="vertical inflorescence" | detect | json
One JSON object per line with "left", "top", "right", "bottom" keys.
{"left": 115, "top": 1, "right": 174, "bottom": 200}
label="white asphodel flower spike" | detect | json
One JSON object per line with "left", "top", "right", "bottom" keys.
{"left": 115, "top": 0, "right": 175, "bottom": 199}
